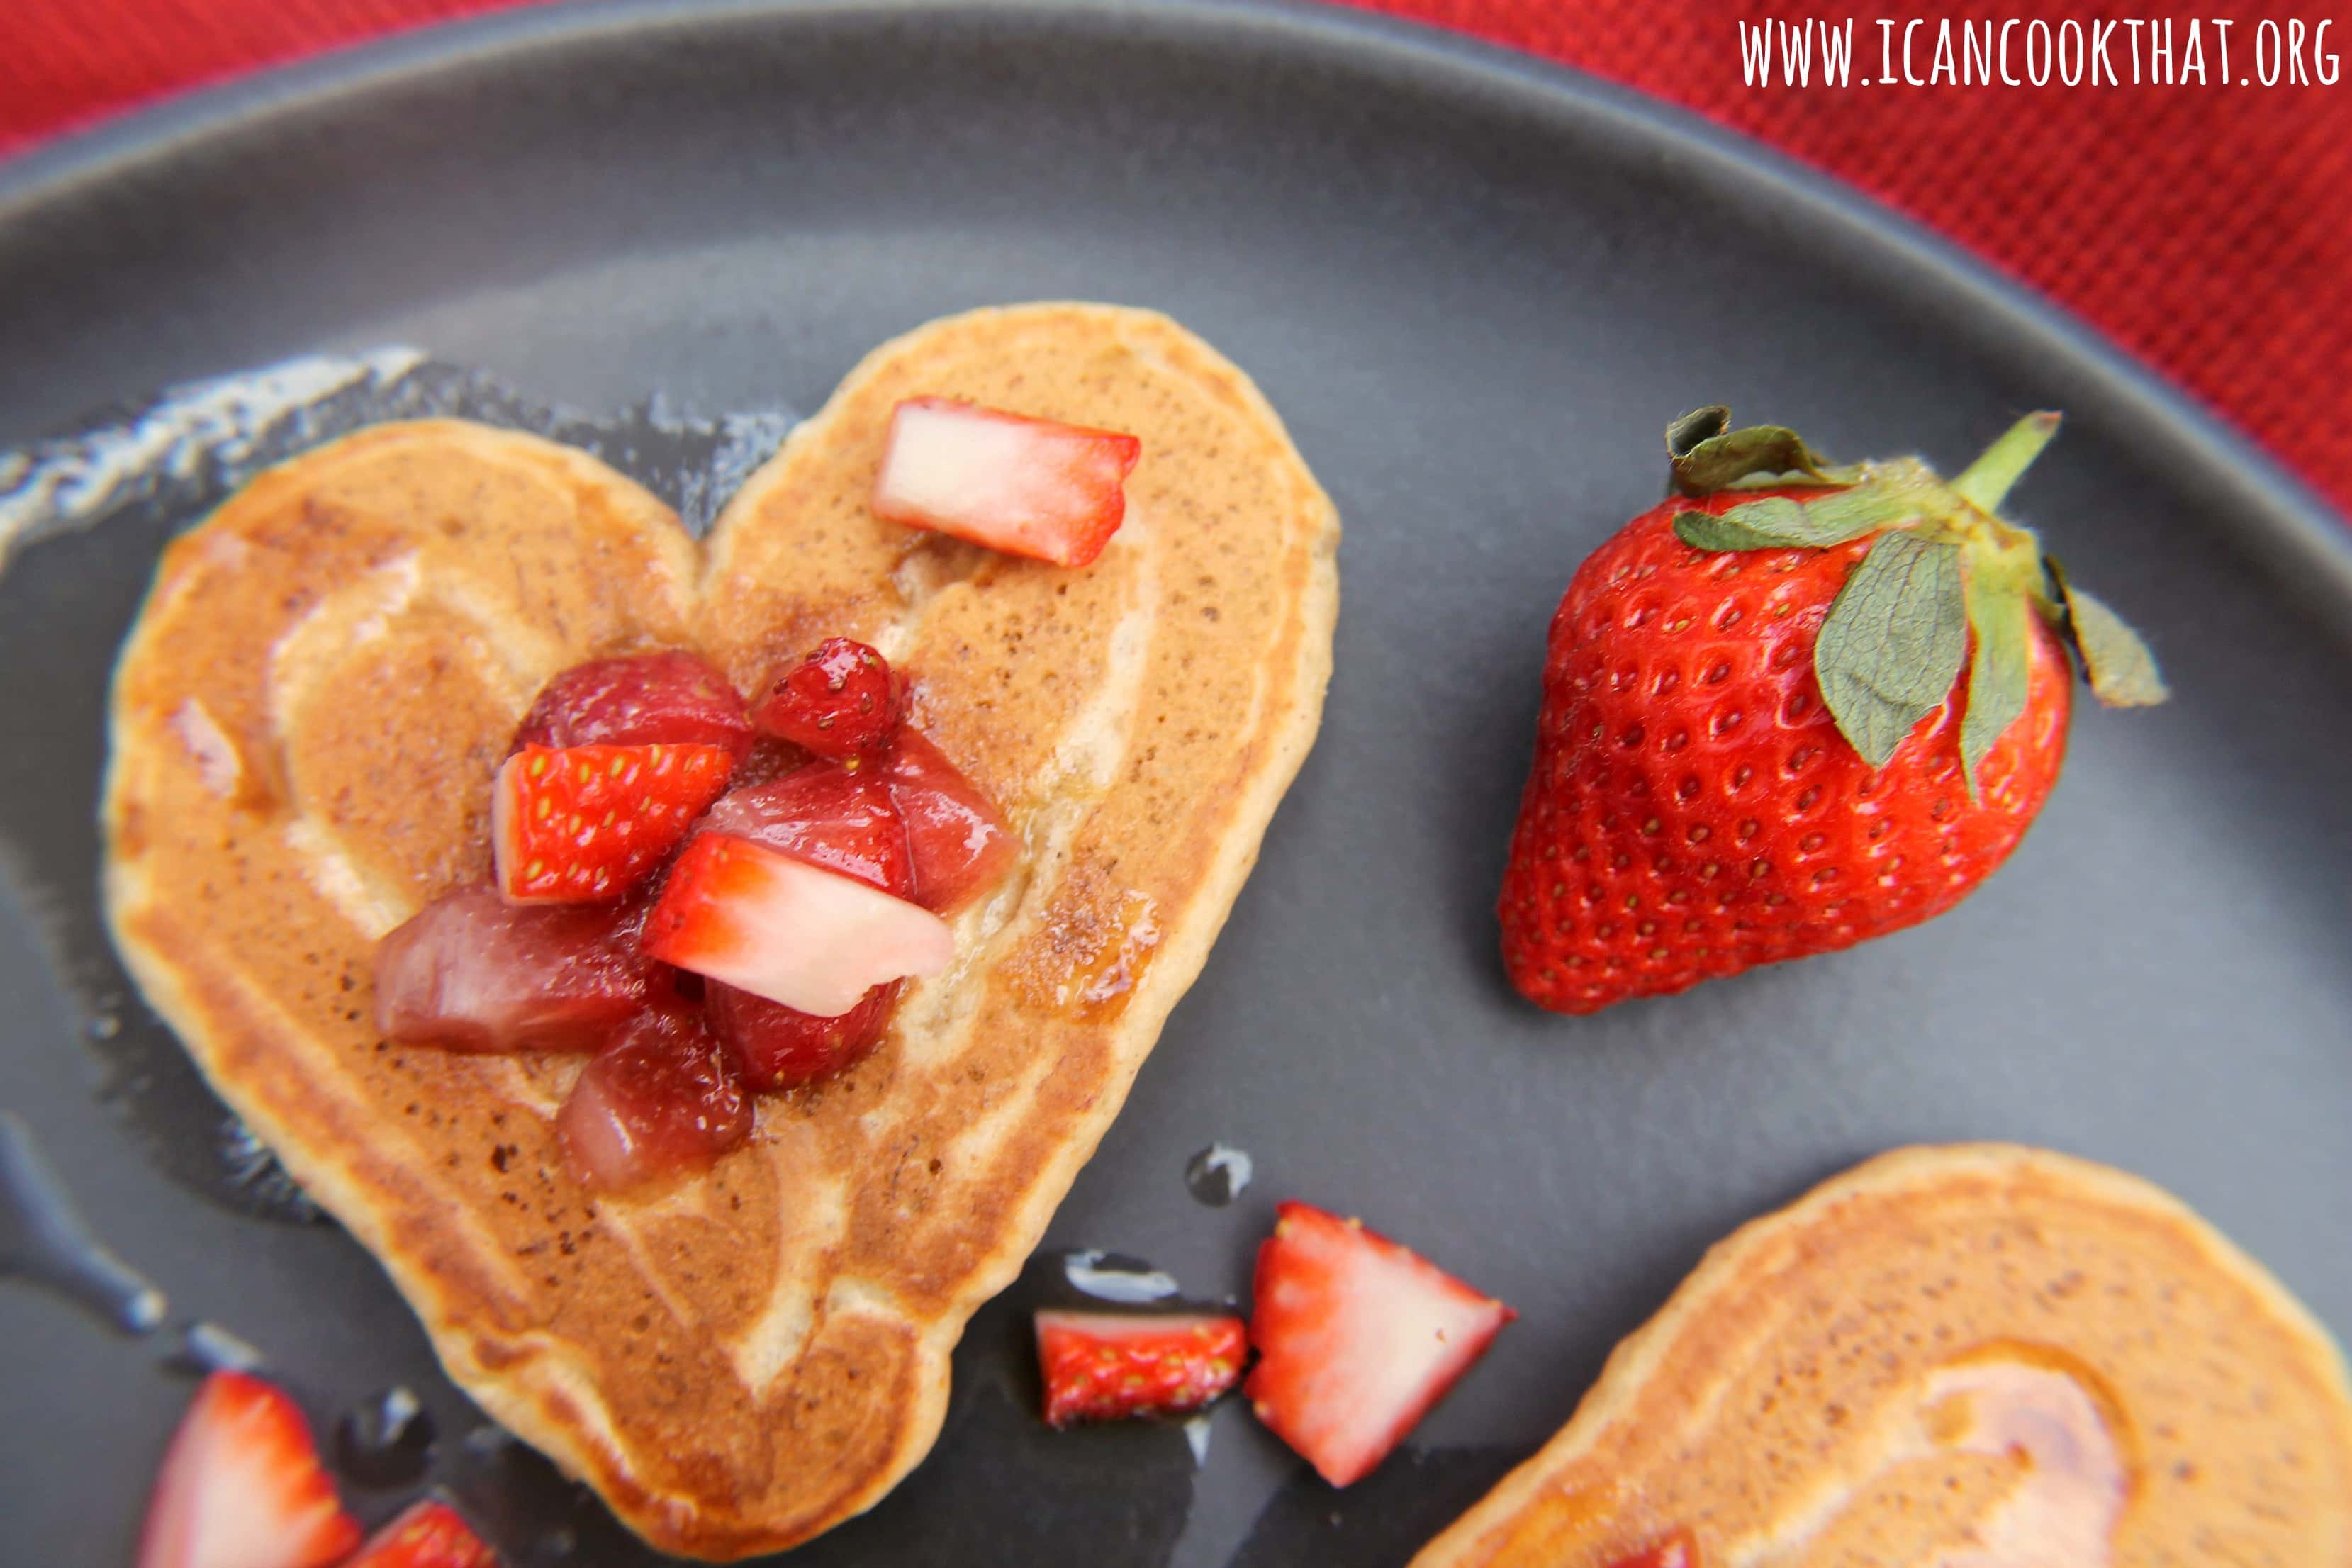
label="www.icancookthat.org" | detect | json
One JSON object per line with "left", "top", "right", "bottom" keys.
{"left": 1740, "top": 16, "right": 2340, "bottom": 86}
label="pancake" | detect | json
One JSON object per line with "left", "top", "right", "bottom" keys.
{"left": 1413, "top": 1144, "right": 2352, "bottom": 1567}
{"left": 102, "top": 303, "right": 1340, "bottom": 1557}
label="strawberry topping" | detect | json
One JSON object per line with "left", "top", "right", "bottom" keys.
{"left": 368, "top": 634, "right": 1000, "bottom": 1189}
{"left": 511, "top": 650, "right": 753, "bottom": 761}
{"left": 493, "top": 743, "right": 734, "bottom": 905}
{"left": 749, "top": 637, "right": 902, "bottom": 760}
{"left": 1036, "top": 1309, "right": 1248, "bottom": 1428}
{"left": 642, "top": 832, "right": 953, "bottom": 1017}
{"left": 342, "top": 1501, "right": 499, "bottom": 1568}
{"left": 374, "top": 885, "right": 659, "bottom": 1053}
{"left": 884, "top": 729, "right": 1016, "bottom": 913}
{"left": 727, "top": 735, "right": 812, "bottom": 792}
{"left": 871, "top": 397, "right": 1141, "bottom": 569}
{"left": 693, "top": 763, "right": 919, "bottom": 1084}
{"left": 706, "top": 979, "right": 900, "bottom": 1090}
{"left": 1243, "top": 1201, "right": 1514, "bottom": 1487}
{"left": 702, "top": 763, "right": 914, "bottom": 897}
{"left": 137, "top": 1370, "right": 361, "bottom": 1568}
{"left": 555, "top": 1002, "right": 752, "bottom": 1192}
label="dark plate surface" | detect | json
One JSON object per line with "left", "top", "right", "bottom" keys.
{"left": 4, "top": 2, "right": 2351, "bottom": 1562}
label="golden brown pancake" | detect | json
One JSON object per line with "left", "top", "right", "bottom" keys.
{"left": 102, "top": 303, "right": 1340, "bottom": 1557}
{"left": 1413, "top": 1144, "right": 2352, "bottom": 1567}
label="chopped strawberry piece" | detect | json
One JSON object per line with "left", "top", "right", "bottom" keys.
{"left": 137, "top": 1370, "right": 361, "bottom": 1568}
{"left": 642, "top": 833, "right": 953, "bottom": 1018}
{"left": 511, "top": 651, "right": 752, "bottom": 762}
{"left": 493, "top": 743, "right": 734, "bottom": 904}
{"left": 1606, "top": 1531, "right": 1698, "bottom": 1568}
{"left": 706, "top": 980, "right": 899, "bottom": 1090}
{"left": 885, "top": 729, "right": 1016, "bottom": 912}
{"left": 871, "top": 397, "right": 1141, "bottom": 569}
{"left": 1036, "top": 1309, "right": 1248, "bottom": 1428}
{"left": 692, "top": 766, "right": 918, "bottom": 1078}
{"left": 554, "top": 1002, "right": 751, "bottom": 1192}
{"left": 729, "top": 736, "right": 810, "bottom": 791}
{"left": 749, "top": 637, "right": 902, "bottom": 759}
{"left": 342, "top": 1501, "right": 498, "bottom": 1568}
{"left": 1244, "top": 1201, "right": 1515, "bottom": 1487}
{"left": 702, "top": 763, "right": 914, "bottom": 897}
{"left": 374, "top": 885, "right": 657, "bottom": 1053}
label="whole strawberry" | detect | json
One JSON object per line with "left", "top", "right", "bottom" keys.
{"left": 1499, "top": 409, "right": 2166, "bottom": 1014}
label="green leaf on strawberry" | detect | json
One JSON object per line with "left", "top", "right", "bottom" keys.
{"left": 1672, "top": 464, "right": 1954, "bottom": 553}
{"left": 1671, "top": 493, "right": 1882, "bottom": 552}
{"left": 1667, "top": 405, "right": 1855, "bottom": 494}
{"left": 1814, "top": 532, "right": 1969, "bottom": 769}
{"left": 1669, "top": 408, "right": 2167, "bottom": 780}
{"left": 2052, "top": 567, "right": 2170, "bottom": 708}
{"left": 1959, "top": 564, "right": 2035, "bottom": 800}
{"left": 1670, "top": 498, "right": 1826, "bottom": 551}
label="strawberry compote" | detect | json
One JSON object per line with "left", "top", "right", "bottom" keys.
{"left": 511, "top": 649, "right": 755, "bottom": 761}
{"left": 374, "top": 643, "right": 1012, "bottom": 1192}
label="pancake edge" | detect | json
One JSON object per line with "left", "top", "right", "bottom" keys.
{"left": 101, "top": 307, "right": 1342, "bottom": 1556}
{"left": 1409, "top": 1141, "right": 2352, "bottom": 1567}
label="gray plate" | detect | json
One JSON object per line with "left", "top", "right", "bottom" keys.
{"left": 3, "top": 2, "right": 2349, "bottom": 1563}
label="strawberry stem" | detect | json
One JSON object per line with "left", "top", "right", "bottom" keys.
{"left": 1951, "top": 412, "right": 2061, "bottom": 513}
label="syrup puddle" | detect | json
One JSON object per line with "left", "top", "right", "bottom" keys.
{"left": 0, "top": 349, "right": 797, "bottom": 555}
{"left": 1061, "top": 1249, "right": 1182, "bottom": 1304}
{"left": 1183, "top": 1411, "right": 1215, "bottom": 1468}
{"left": 0, "top": 350, "right": 802, "bottom": 1225}
{"left": 0, "top": 358, "right": 842, "bottom": 1557}
{"left": 218, "top": 1116, "right": 324, "bottom": 1224}
{"left": 0, "top": 1110, "right": 167, "bottom": 1334}
{"left": 0, "top": 1114, "right": 289, "bottom": 1413}
{"left": 1184, "top": 1143, "right": 1253, "bottom": 1207}
{"left": 335, "top": 1384, "right": 437, "bottom": 1489}
{"left": 461, "top": 1423, "right": 516, "bottom": 1462}
{"left": 176, "top": 1319, "right": 266, "bottom": 1374}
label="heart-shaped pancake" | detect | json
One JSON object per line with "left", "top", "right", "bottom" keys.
{"left": 1411, "top": 1144, "right": 2352, "bottom": 1567}
{"left": 103, "top": 303, "right": 1340, "bottom": 1557}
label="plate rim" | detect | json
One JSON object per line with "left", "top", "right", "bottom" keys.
{"left": 4, "top": 6, "right": 2350, "bottom": 1556}
{"left": 4, "top": 0, "right": 2345, "bottom": 618}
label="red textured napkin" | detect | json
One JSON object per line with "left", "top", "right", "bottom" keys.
{"left": 4, "top": 0, "right": 2346, "bottom": 517}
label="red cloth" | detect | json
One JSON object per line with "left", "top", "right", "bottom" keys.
{"left": 4, "top": 0, "right": 2346, "bottom": 517}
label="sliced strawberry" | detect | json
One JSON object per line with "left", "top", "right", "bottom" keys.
{"left": 702, "top": 763, "right": 914, "bottom": 897}
{"left": 374, "top": 885, "right": 657, "bottom": 1053}
{"left": 137, "top": 1370, "right": 361, "bottom": 1568}
{"left": 641, "top": 832, "right": 953, "bottom": 1017}
{"left": 706, "top": 979, "right": 899, "bottom": 1090}
{"left": 1036, "top": 1309, "right": 1248, "bottom": 1428}
{"left": 1607, "top": 1531, "right": 1698, "bottom": 1568}
{"left": 749, "top": 637, "right": 902, "bottom": 759}
{"left": 493, "top": 743, "right": 734, "bottom": 904}
{"left": 884, "top": 729, "right": 1016, "bottom": 913}
{"left": 511, "top": 650, "right": 752, "bottom": 762}
{"left": 690, "top": 767, "right": 919, "bottom": 1082}
{"left": 554, "top": 1002, "right": 751, "bottom": 1192}
{"left": 1244, "top": 1201, "right": 1515, "bottom": 1488}
{"left": 871, "top": 397, "right": 1141, "bottom": 568}
{"left": 342, "top": 1501, "right": 498, "bottom": 1568}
